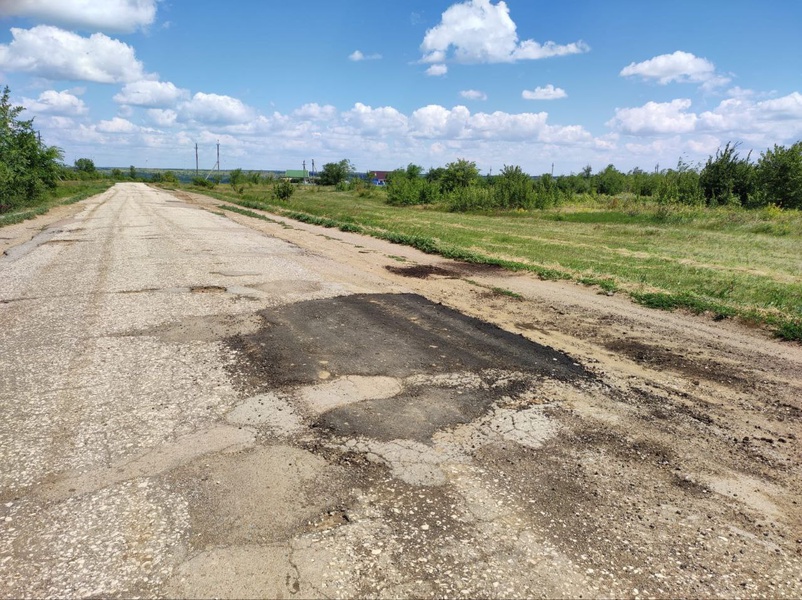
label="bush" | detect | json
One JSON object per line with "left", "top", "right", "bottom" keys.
{"left": 0, "top": 86, "right": 63, "bottom": 213}
{"left": 755, "top": 142, "right": 802, "bottom": 209}
{"left": 273, "top": 179, "right": 295, "bottom": 201}
{"left": 493, "top": 165, "right": 536, "bottom": 209}
{"left": 191, "top": 177, "right": 215, "bottom": 188}
{"left": 699, "top": 142, "right": 755, "bottom": 206}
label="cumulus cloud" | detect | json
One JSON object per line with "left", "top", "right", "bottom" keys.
{"left": 292, "top": 103, "right": 337, "bottom": 121}
{"left": 460, "top": 89, "right": 487, "bottom": 100}
{"left": 22, "top": 89, "right": 87, "bottom": 116}
{"left": 522, "top": 85, "right": 567, "bottom": 100}
{"left": 147, "top": 108, "right": 177, "bottom": 127}
{"left": 114, "top": 80, "right": 188, "bottom": 107}
{"left": 607, "top": 99, "right": 698, "bottom": 135}
{"left": 0, "top": 25, "right": 149, "bottom": 83}
{"left": 0, "top": 0, "right": 159, "bottom": 33}
{"left": 96, "top": 116, "right": 139, "bottom": 133}
{"left": 620, "top": 51, "right": 730, "bottom": 88}
{"left": 179, "top": 92, "right": 256, "bottom": 125}
{"left": 426, "top": 64, "right": 448, "bottom": 76}
{"left": 343, "top": 102, "right": 408, "bottom": 135}
{"left": 420, "top": 0, "right": 589, "bottom": 64}
{"left": 348, "top": 50, "right": 382, "bottom": 61}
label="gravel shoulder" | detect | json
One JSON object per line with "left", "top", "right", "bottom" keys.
{"left": 1, "top": 184, "right": 799, "bottom": 598}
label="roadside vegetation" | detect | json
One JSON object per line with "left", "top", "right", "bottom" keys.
{"left": 182, "top": 146, "right": 802, "bottom": 342}
{"left": 0, "top": 87, "right": 111, "bottom": 226}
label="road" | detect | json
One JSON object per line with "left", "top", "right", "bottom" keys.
{"left": 1, "top": 183, "right": 801, "bottom": 598}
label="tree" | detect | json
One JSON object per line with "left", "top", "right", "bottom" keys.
{"left": 493, "top": 165, "right": 535, "bottom": 209}
{"left": 318, "top": 159, "right": 354, "bottom": 186}
{"left": 699, "top": 142, "right": 755, "bottom": 206}
{"left": 441, "top": 159, "right": 480, "bottom": 193}
{"left": 74, "top": 158, "right": 96, "bottom": 174}
{"left": 594, "top": 164, "right": 626, "bottom": 196}
{"left": 756, "top": 142, "right": 802, "bottom": 209}
{"left": 0, "top": 86, "right": 63, "bottom": 212}
{"left": 129, "top": 165, "right": 137, "bottom": 180}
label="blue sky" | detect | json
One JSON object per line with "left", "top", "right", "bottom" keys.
{"left": 1, "top": 0, "right": 801, "bottom": 175}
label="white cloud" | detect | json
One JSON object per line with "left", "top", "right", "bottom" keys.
{"left": 522, "top": 84, "right": 567, "bottom": 100}
{"left": 147, "top": 108, "right": 177, "bottom": 127}
{"left": 292, "top": 103, "right": 337, "bottom": 121}
{"left": 0, "top": 25, "right": 149, "bottom": 83}
{"left": 757, "top": 91, "right": 802, "bottom": 120}
{"left": 114, "top": 80, "right": 188, "bottom": 107}
{"left": 460, "top": 89, "right": 487, "bottom": 100}
{"left": 420, "top": 0, "right": 589, "bottom": 64}
{"left": 180, "top": 92, "right": 256, "bottom": 125}
{"left": 22, "top": 89, "right": 87, "bottom": 116}
{"left": 0, "top": 0, "right": 159, "bottom": 33}
{"left": 607, "top": 99, "right": 698, "bottom": 135}
{"left": 96, "top": 116, "right": 139, "bottom": 133}
{"left": 343, "top": 102, "right": 408, "bottom": 135}
{"left": 348, "top": 50, "right": 382, "bottom": 61}
{"left": 426, "top": 64, "right": 448, "bottom": 77}
{"left": 620, "top": 51, "right": 730, "bottom": 88}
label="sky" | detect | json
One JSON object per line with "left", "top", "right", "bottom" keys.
{"left": 1, "top": 0, "right": 801, "bottom": 175}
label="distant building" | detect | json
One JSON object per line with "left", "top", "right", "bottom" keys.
{"left": 284, "top": 169, "right": 309, "bottom": 180}
{"left": 370, "top": 170, "right": 390, "bottom": 186}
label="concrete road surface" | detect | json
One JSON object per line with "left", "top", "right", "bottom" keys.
{"left": 1, "top": 183, "right": 800, "bottom": 598}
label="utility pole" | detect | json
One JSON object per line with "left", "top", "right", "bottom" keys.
{"left": 216, "top": 141, "right": 220, "bottom": 176}
{"left": 551, "top": 162, "right": 554, "bottom": 177}
{"left": 195, "top": 143, "right": 199, "bottom": 176}
{"left": 311, "top": 159, "right": 315, "bottom": 176}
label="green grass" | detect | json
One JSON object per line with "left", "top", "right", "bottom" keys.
{"left": 184, "top": 183, "right": 802, "bottom": 342}
{"left": 0, "top": 181, "right": 112, "bottom": 228}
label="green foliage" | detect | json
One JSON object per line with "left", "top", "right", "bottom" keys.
{"left": 655, "top": 159, "right": 704, "bottom": 205}
{"left": 273, "top": 179, "right": 295, "bottom": 201}
{"left": 493, "top": 165, "right": 536, "bottom": 209}
{"left": 699, "top": 142, "right": 755, "bottom": 206}
{"left": 0, "top": 86, "right": 64, "bottom": 213}
{"left": 191, "top": 176, "right": 215, "bottom": 188}
{"left": 129, "top": 165, "right": 137, "bottom": 180}
{"left": 74, "top": 157, "right": 96, "bottom": 174}
{"left": 318, "top": 159, "right": 354, "bottom": 186}
{"left": 110, "top": 168, "right": 125, "bottom": 180}
{"left": 755, "top": 142, "right": 802, "bottom": 209}
{"left": 441, "top": 158, "right": 480, "bottom": 193}
{"left": 594, "top": 164, "right": 626, "bottom": 196}
{"left": 386, "top": 164, "right": 440, "bottom": 206}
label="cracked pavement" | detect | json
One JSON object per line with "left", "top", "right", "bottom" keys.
{"left": 1, "top": 183, "right": 801, "bottom": 598}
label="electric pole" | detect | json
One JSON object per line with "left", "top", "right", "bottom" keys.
{"left": 195, "top": 143, "right": 199, "bottom": 176}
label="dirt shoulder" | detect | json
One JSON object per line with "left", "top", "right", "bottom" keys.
{"left": 0, "top": 202, "right": 93, "bottom": 256}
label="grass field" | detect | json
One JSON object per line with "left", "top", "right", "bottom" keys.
{"left": 182, "top": 183, "right": 802, "bottom": 341}
{"left": 0, "top": 181, "right": 112, "bottom": 228}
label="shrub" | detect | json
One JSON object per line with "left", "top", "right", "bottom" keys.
{"left": 755, "top": 142, "right": 802, "bottom": 209}
{"left": 273, "top": 179, "right": 295, "bottom": 201}
{"left": 699, "top": 142, "right": 755, "bottom": 206}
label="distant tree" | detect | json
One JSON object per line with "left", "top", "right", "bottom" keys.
{"left": 441, "top": 159, "right": 480, "bottom": 193}
{"left": 318, "top": 159, "right": 354, "bottom": 186}
{"left": 493, "top": 165, "right": 535, "bottom": 209}
{"left": 756, "top": 142, "right": 802, "bottom": 209}
{"left": 110, "top": 168, "right": 125, "bottom": 180}
{"left": 74, "top": 158, "right": 96, "bottom": 174}
{"left": 0, "top": 86, "right": 63, "bottom": 212}
{"left": 699, "top": 142, "right": 755, "bottom": 206}
{"left": 273, "top": 179, "right": 295, "bottom": 200}
{"left": 594, "top": 164, "right": 626, "bottom": 196}
{"left": 129, "top": 165, "right": 137, "bottom": 180}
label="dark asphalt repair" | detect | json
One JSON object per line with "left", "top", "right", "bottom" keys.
{"left": 227, "top": 292, "right": 592, "bottom": 441}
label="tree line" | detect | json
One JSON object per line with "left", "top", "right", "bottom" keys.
{"left": 384, "top": 142, "right": 802, "bottom": 212}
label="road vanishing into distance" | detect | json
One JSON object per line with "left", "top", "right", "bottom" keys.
{"left": 1, "top": 183, "right": 801, "bottom": 598}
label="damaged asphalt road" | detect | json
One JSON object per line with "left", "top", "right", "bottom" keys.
{"left": 1, "top": 183, "right": 801, "bottom": 598}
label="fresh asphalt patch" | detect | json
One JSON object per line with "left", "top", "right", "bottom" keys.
{"left": 226, "top": 292, "right": 592, "bottom": 441}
